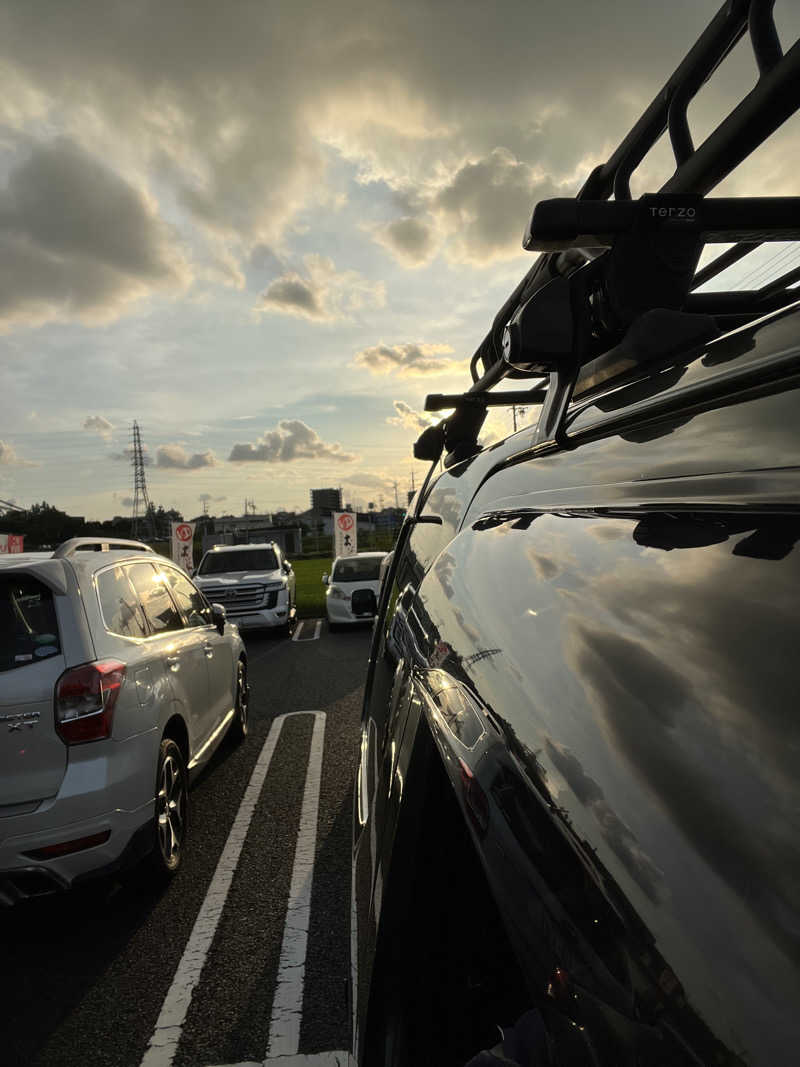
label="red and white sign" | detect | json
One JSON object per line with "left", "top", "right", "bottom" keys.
{"left": 333, "top": 511, "right": 357, "bottom": 557}
{"left": 0, "top": 534, "right": 24, "bottom": 554}
{"left": 171, "top": 521, "right": 195, "bottom": 573}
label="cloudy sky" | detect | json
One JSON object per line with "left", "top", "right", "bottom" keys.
{"left": 1, "top": 0, "right": 798, "bottom": 519}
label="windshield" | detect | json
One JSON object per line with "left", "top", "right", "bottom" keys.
{"left": 198, "top": 548, "right": 279, "bottom": 575}
{"left": 332, "top": 557, "right": 382, "bottom": 582}
{"left": 0, "top": 574, "right": 61, "bottom": 672}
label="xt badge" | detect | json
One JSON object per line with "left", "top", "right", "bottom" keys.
{"left": 2, "top": 711, "right": 40, "bottom": 732}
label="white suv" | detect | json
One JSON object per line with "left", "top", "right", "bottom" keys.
{"left": 0, "top": 538, "right": 248, "bottom": 904}
{"left": 193, "top": 542, "right": 296, "bottom": 634}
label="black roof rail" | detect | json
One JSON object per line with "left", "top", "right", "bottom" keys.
{"left": 53, "top": 538, "right": 155, "bottom": 558}
{"left": 419, "top": 0, "right": 800, "bottom": 466}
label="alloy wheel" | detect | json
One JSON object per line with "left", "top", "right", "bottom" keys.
{"left": 157, "top": 750, "right": 186, "bottom": 869}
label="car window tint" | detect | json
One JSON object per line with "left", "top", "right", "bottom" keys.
{"left": 0, "top": 574, "right": 62, "bottom": 671}
{"left": 198, "top": 548, "right": 278, "bottom": 574}
{"left": 97, "top": 565, "right": 149, "bottom": 638}
{"left": 160, "top": 567, "right": 211, "bottom": 627}
{"left": 127, "top": 562, "right": 183, "bottom": 635}
{"left": 333, "top": 557, "right": 383, "bottom": 581}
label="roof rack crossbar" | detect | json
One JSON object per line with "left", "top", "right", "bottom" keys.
{"left": 425, "top": 386, "right": 548, "bottom": 412}
{"left": 749, "top": 0, "right": 783, "bottom": 74}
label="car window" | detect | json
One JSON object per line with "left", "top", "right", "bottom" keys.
{"left": 333, "top": 557, "right": 383, "bottom": 582}
{"left": 160, "top": 566, "right": 211, "bottom": 627}
{"left": 197, "top": 548, "right": 278, "bottom": 574}
{"left": 96, "top": 565, "right": 149, "bottom": 638}
{"left": 126, "top": 562, "right": 183, "bottom": 635}
{"left": 0, "top": 574, "right": 62, "bottom": 672}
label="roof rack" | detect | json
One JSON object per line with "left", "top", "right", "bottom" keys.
{"left": 417, "top": 0, "right": 800, "bottom": 466}
{"left": 53, "top": 538, "right": 155, "bottom": 558}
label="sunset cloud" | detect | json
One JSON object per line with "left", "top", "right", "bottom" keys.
{"left": 256, "top": 255, "right": 385, "bottom": 322}
{"left": 229, "top": 420, "right": 356, "bottom": 463}
{"left": 354, "top": 342, "right": 454, "bottom": 376}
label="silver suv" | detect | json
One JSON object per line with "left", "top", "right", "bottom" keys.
{"left": 193, "top": 542, "right": 296, "bottom": 634}
{"left": 0, "top": 538, "right": 248, "bottom": 904}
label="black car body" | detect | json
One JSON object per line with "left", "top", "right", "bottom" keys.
{"left": 353, "top": 4, "right": 800, "bottom": 1065}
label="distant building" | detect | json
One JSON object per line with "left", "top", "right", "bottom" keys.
{"left": 203, "top": 512, "right": 302, "bottom": 556}
{"left": 310, "top": 488, "right": 341, "bottom": 514}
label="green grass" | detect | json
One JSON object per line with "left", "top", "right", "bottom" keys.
{"left": 291, "top": 557, "right": 332, "bottom": 618}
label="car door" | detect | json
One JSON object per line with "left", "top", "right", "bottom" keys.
{"left": 160, "top": 564, "right": 234, "bottom": 735}
{"left": 125, "top": 561, "right": 213, "bottom": 759}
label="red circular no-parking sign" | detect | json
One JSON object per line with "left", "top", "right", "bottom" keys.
{"left": 175, "top": 523, "right": 193, "bottom": 542}
{"left": 337, "top": 513, "right": 354, "bottom": 532}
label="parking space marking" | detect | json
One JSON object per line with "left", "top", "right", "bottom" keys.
{"left": 141, "top": 712, "right": 323, "bottom": 1067}
{"left": 292, "top": 620, "right": 322, "bottom": 642}
{"left": 266, "top": 712, "right": 326, "bottom": 1059}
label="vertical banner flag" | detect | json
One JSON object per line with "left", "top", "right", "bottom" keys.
{"left": 333, "top": 511, "right": 357, "bottom": 557}
{"left": 171, "top": 521, "right": 195, "bottom": 573}
{"left": 0, "top": 534, "right": 23, "bottom": 554}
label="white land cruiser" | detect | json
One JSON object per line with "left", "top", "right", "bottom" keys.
{"left": 193, "top": 542, "right": 296, "bottom": 634}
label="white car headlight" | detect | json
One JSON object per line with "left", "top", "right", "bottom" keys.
{"left": 328, "top": 585, "right": 350, "bottom": 600}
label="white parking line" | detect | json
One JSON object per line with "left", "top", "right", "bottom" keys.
{"left": 292, "top": 620, "right": 322, "bottom": 642}
{"left": 141, "top": 713, "right": 324, "bottom": 1067}
{"left": 266, "top": 712, "right": 326, "bottom": 1058}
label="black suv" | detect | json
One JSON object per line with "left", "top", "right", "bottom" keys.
{"left": 353, "top": 3, "right": 800, "bottom": 1065}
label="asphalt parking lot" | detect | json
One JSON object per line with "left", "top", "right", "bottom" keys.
{"left": 0, "top": 621, "right": 370, "bottom": 1067}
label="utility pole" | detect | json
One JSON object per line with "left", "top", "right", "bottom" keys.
{"left": 511, "top": 405, "right": 528, "bottom": 433}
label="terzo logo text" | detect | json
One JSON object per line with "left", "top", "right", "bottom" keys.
{"left": 649, "top": 206, "right": 697, "bottom": 218}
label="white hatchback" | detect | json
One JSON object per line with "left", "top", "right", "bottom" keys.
{"left": 0, "top": 538, "right": 248, "bottom": 904}
{"left": 323, "top": 552, "right": 388, "bottom": 630}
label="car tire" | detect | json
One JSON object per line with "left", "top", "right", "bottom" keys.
{"left": 229, "top": 658, "right": 249, "bottom": 743}
{"left": 149, "top": 738, "right": 188, "bottom": 878}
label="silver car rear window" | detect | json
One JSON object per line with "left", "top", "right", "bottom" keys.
{"left": 0, "top": 574, "right": 61, "bottom": 672}
{"left": 96, "top": 564, "right": 149, "bottom": 638}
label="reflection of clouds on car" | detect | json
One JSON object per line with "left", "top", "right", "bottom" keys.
{"left": 545, "top": 737, "right": 667, "bottom": 904}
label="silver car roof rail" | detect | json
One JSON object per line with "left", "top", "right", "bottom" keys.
{"left": 53, "top": 537, "right": 155, "bottom": 558}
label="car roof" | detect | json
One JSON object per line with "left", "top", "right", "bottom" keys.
{"left": 0, "top": 552, "right": 54, "bottom": 566}
{"left": 204, "top": 542, "right": 277, "bottom": 552}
